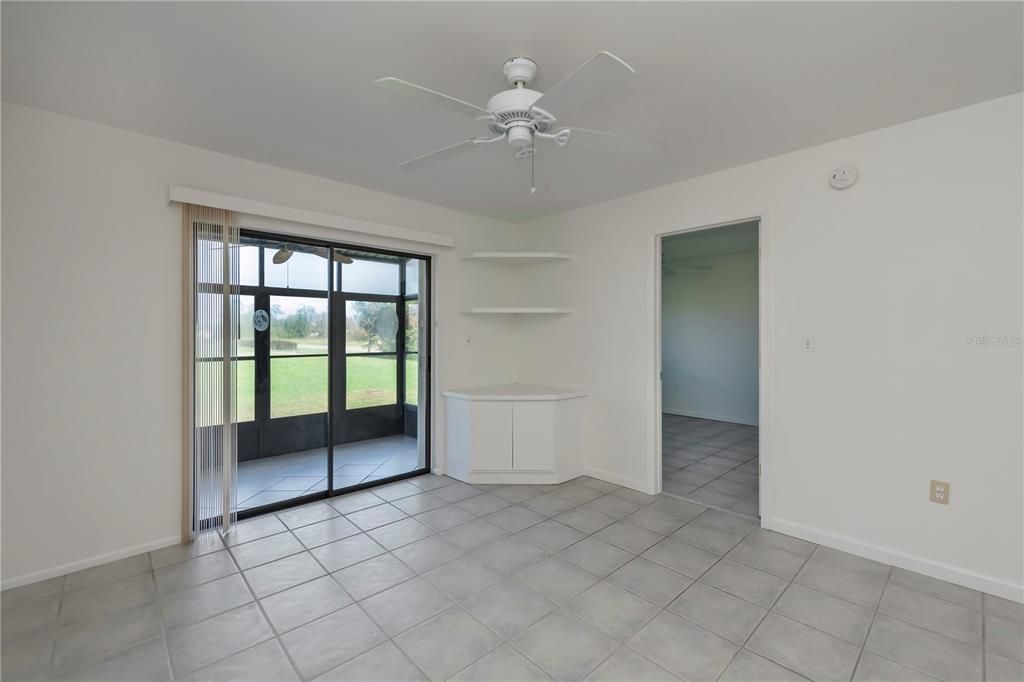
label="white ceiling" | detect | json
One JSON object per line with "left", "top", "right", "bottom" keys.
{"left": 663, "top": 221, "right": 759, "bottom": 262}
{"left": 3, "top": 3, "right": 1021, "bottom": 223}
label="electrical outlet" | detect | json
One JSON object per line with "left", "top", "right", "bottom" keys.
{"left": 801, "top": 335, "right": 816, "bottom": 353}
{"left": 930, "top": 480, "right": 950, "bottom": 505}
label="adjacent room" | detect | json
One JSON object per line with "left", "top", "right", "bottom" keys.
{"left": 2, "top": 3, "right": 1022, "bottom": 682}
{"left": 661, "top": 221, "right": 760, "bottom": 515}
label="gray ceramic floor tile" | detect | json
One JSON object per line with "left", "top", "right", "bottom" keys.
{"left": 372, "top": 481, "right": 423, "bottom": 502}
{"left": 395, "top": 608, "right": 502, "bottom": 680}
{"left": 747, "top": 613, "right": 860, "bottom": 682}
{"left": 53, "top": 602, "right": 162, "bottom": 673}
{"left": 224, "top": 516, "right": 289, "bottom": 547}
{"left": 292, "top": 516, "right": 361, "bottom": 549}
{"left": 260, "top": 575, "right": 352, "bottom": 634}
{"left": 392, "top": 536, "right": 465, "bottom": 573}
{"left": 409, "top": 475, "right": 455, "bottom": 492}
{"left": 555, "top": 508, "right": 617, "bottom": 535}
{"left": 229, "top": 532, "right": 305, "bottom": 570}
{"left": 154, "top": 550, "right": 238, "bottom": 596}
{"left": 794, "top": 560, "right": 885, "bottom": 609}
{"left": 607, "top": 557, "right": 693, "bottom": 607}
{"left": 984, "top": 613, "right": 1024, "bottom": 663}
{"left": 517, "top": 557, "right": 600, "bottom": 605}
{"left": 888, "top": 568, "right": 982, "bottom": 610}
{"left": 585, "top": 494, "right": 643, "bottom": 519}
{"left": 345, "top": 504, "right": 408, "bottom": 531}
{"left": 442, "top": 518, "right": 509, "bottom": 551}
{"left": 64, "top": 554, "right": 152, "bottom": 593}
{"left": 700, "top": 559, "right": 788, "bottom": 609}
{"left": 810, "top": 546, "right": 890, "bottom": 579}
{"left": 726, "top": 540, "right": 807, "bottom": 579}
{"left": 166, "top": 603, "right": 273, "bottom": 677}
{"left": 523, "top": 493, "right": 580, "bottom": 517}
{"left": 160, "top": 573, "right": 253, "bottom": 630}
{"left": 670, "top": 522, "right": 743, "bottom": 555}
{"left": 391, "top": 492, "right": 449, "bottom": 516}
{"left": 560, "top": 538, "right": 634, "bottom": 577}
{"left": 641, "top": 538, "right": 719, "bottom": 578}
{"left": 53, "top": 637, "right": 170, "bottom": 682}
{"left": 513, "top": 610, "right": 618, "bottom": 681}
{"left": 865, "top": 613, "right": 982, "bottom": 681}
{"left": 593, "top": 522, "right": 664, "bottom": 554}
{"left": 694, "top": 509, "right": 759, "bottom": 536}
{"left": 415, "top": 505, "right": 477, "bottom": 532}
{"left": 311, "top": 534, "right": 386, "bottom": 572}
{"left": 852, "top": 651, "right": 939, "bottom": 682}
{"left": 315, "top": 641, "right": 425, "bottom": 681}
{"left": 492, "top": 485, "right": 546, "bottom": 504}
{"left": 366, "top": 517, "right": 436, "bottom": 550}
{"left": 464, "top": 581, "right": 556, "bottom": 639}
{"left": 360, "top": 577, "right": 454, "bottom": 636}
{"left": 280, "top": 604, "right": 387, "bottom": 680}
{"left": 243, "top": 551, "right": 326, "bottom": 598}
{"left": 668, "top": 581, "right": 766, "bottom": 644}
{"left": 879, "top": 583, "right": 982, "bottom": 647}
{"left": 627, "top": 610, "right": 738, "bottom": 681}
{"left": 745, "top": 529, "right": 815, "bottom": 557}
{"left": 773, "top": 583, "right": 873, "bottom": 646}
{"left": 433, "top": 482, "right": 483, "bottom": 503}
{"left": 6, "top": 592, "right": 59, "bottom": 637}
{"left": 719, "top": 649, "right": 807, "bottom": 682}
{"left": 452, "top": 643, "right": 553, "bottom": 681}
{"left": 567, "top": 581, "right": 660, "bottom": 640}
{"left": 456, "top": 493, "right": 513, "bottom": 517}
{"left": 485, "top": 505, "right": 547, "bottom": 533}
{"left": 584, "top": 647, "right": 678, "bottom": 681}
{"left": 519, "top": 520, "right": 586, "bottom": 553}
{"left": 1, "top": 631, "right": 53, "bottom": 681}
{"left": 277, "top": 502, "right": 339, "bottom": 529}
{"left": 625, "top": 507, "right": 687, "bottom": 535}
{"left": 424, "top": 556, "right": 504, "bottom": 601}
{"left": 553, "top": 484, "right": 606, "bottom": 505}
{"left": 181, "top": 640, "right": 297, "bottom": 680}
{"left": 986, "top": 595, "right": 1024, "bottom": 626}
{"left": 986, "top": 652, "right": 1024, "bottom": 682}
{"left": 331, "top": 553, "right": 415, "bottom": 601}
{"left": 2, "top": 577, "right": 64, "bottom": 613}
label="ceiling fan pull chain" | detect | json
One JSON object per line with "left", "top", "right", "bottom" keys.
{"left": 530, "top": 144, "right": 536, "bottom": 195}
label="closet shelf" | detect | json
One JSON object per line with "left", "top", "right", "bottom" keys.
{"left": 463, "top": 251, "right": 573, "bottom": 263}
{"left": 462, "top": 307, "right": 573, "bottom": 315}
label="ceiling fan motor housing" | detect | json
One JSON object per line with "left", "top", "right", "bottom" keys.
{"left": 486, "top": 87, "right": 550, "bottom": 145}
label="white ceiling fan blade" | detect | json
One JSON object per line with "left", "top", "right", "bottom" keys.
{"left": 374, "top": 77, "right": 492, "bottom": 119}
{"left": 397, "top": 138, "right": 480, "bottom": 170}
{"left": 567, "top": 127, "right": 668, "bottom": 149}
{"left": 530, "top": 51, "right": 635, "bottom": 119}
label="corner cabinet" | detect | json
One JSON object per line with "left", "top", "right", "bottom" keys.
{"left": 443, "top": 383, "right": 586, "bottom": 484}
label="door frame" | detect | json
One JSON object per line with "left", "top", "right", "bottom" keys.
{"left": 217, "top": 227, "right": 434, "bottom": 522}
{"left": 646, "top": 212, "right": 774, "bottom": 525}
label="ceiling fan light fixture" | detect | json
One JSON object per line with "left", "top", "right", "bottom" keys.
{"left": 272, "top": 248, "right": 293, "bottom": 264}
{"left": 507, "top": 125, "right": 533, "bottom": 147}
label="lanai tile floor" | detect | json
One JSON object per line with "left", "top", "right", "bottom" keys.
{"left": 236, "top": 435, "right": 419, "bottom": 511}
{"left": 3, "top": 474, "right": 1019, "bottom": 681}
{"left": 662, "top": 415, "right": 760, "bottom": 517}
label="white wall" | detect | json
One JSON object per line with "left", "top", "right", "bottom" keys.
{"left": 662, "top": 249, "right": 758, "bottom": 425}
{"left": 518, "top": 94, "right": 1023, "bottom": 599}
{"left": 0, "top": 103, "right": 528, "bottom": 585}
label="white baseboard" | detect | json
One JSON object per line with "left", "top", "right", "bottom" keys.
{"left": 768, "top": 517, "right": 1024, "bottom": 604}
{"left": 1, "top": 535, "right": 180, "bottom": 591}
{"left": 662, "top": 408, "right": 757, "bottom": 427}
{"left": 584, "top": 467, "right": 654, "bottom": 495}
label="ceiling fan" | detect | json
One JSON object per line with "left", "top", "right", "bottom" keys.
{"left": 272, "top": 244, "right": 354, "bottom": 265}
{"left": 374, "top": 52, "right": 660, "bottom": 190}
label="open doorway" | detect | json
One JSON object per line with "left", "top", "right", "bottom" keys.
{"left": 659, "top": 221, "right": 760, "bottom": 517}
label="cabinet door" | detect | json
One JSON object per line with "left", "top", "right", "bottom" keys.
{"left": 470, "top": 402, "right": 513, "bottom": 471}
{"left": 512, "top": 401, "right": 556, "bottom": 471}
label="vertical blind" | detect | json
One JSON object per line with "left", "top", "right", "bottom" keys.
{"left": 182, "top": 204, "right": 240, "bottom": 541}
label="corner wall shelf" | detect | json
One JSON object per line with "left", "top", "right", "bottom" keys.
{"left": 462, "top": 307, "right": 573, "bottom": 315}
{"left": 463, "top": 251, "right": 574, "bottom": 263}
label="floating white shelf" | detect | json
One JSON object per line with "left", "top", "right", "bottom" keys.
{"left": 463, "top": 251, "right": 574, "bottom": 263}
{"left": 462, "top": 307, "right": 573, "bottom": 315}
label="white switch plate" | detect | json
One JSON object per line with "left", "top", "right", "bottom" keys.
{"left": 801, "top": 335, "right": 817, "bottom": 353}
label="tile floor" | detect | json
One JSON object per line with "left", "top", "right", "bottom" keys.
{"left": 662, "top": 414, "right": 759, "bottom": 517}
{"left": 236, "top": 436, "right": 420, "bottom": 511}
{"left": 4, "top": 474, "right": 1021, "bottom": 681}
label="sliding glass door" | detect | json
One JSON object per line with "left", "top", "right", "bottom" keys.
{"left": 226, "top": 231, "right": 429, "bottom": 519}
